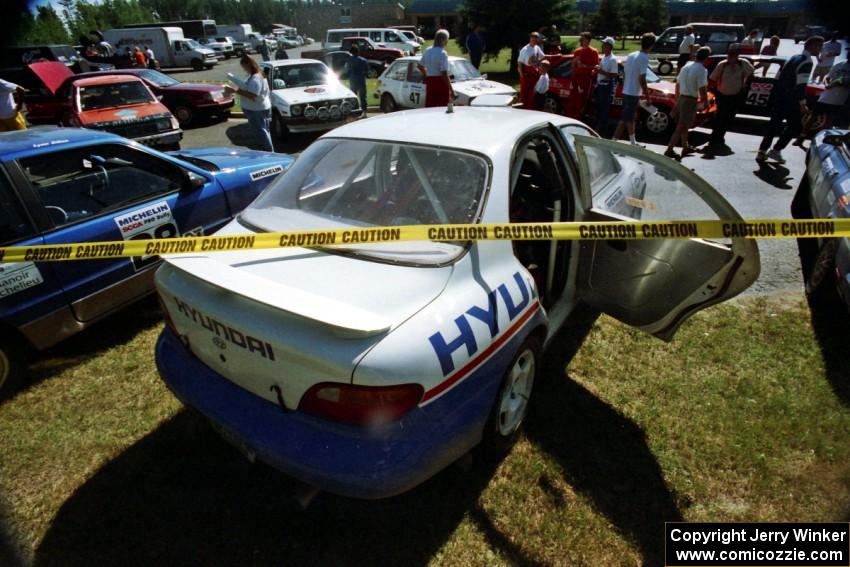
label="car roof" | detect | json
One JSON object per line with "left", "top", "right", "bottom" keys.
{"left": 72, "top": 75, "right": 145, "bottom": 87}
{"left": 393, "top": 55, "right": 468, "bottom": 63}
{"left": 321, "top": 107, "right": 583, "bottom": 155}
{"left": 0, "top": 126, "right": 124, "bottom": 158}
{"left": 262, "top": 58, "right": 326, "bottom": 67}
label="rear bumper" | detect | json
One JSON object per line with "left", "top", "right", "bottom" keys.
{"left": 155, "top": 328, "right": 478, "bottom": 498}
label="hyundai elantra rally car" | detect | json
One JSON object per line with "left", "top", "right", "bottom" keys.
{"left": 154, "top": 108, "right": 760, "bottom": 498}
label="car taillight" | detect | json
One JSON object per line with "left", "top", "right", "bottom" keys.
{"left": 298, "top": 382, "right": 424, "bottom": 426}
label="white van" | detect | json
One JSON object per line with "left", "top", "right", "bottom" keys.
{"left": 325, "top": 28, "right": 418, "bottom": 55}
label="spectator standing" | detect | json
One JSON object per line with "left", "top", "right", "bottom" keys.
{"left": 0, "top": 78, "right": 26, "bottom": 132}
{"left": 613, "top": 33, "right": 656, "bottom": 146}
{"left": 534, "top": 60, "right": 550, "bottom": 110}
{"left": 133, "top": 47, "right": 147, "bottom": 68}
{"left": 517, "top": 32, "right": 545, "bottom": 109}
{"left": 275, "top": 44, "right": 289, "bottom": 60}
{"left": 595, "top": 36, "right": 619, "bottom": 134}
{"left": 347, "top": 44, "right": 369, "bottom": 115}
{"left": 544, "top": 25, "right": 561, "bottom": 55}
{"left": 760, "top": 35, "right": 780, "bottom": 56}
{"left": 705, "top": 43, "right": 753, "bottom": 153}
{"left": 98, "top": 39, "right": 114, "bottom": 57}
{"left": 678, "top": 26, "right": 696, "bottom": 73}
{"left": 740, "top": 29, "right": 759, "bottom": 55}
{"left": 814, "top": 33, "right": 842, "bottom": 83}
{"left": 418, "top": 29, "right": 454, "bottom": 107}
{"left": 757, "top": 36, "right": 823, "bottom": 164}
{"left": 259, "top": 39, "right": 271, "bottom": 62}
{"left": 665, "top": 46, "right": 710, "bottom": 159}
{"left": 565, "top": 32, "right": 599, "bottom": 119}
{"left": 144, "top": 46, "right": 157, "bottom": 69}
{"left": 465, "top": 25, "right": 485, "bottom": 69}
{"left": 812, "top": 60, "right": 850, "bottom": 129}
{"left": 225, "top": 55, "right": 274, "bottom": 152}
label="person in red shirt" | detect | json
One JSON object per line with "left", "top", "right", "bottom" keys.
{"left": 132, "top": 46, "right": 147, "bottom": 68}
{"left": 565, "top": 32, "right": 599, "bottom": 119}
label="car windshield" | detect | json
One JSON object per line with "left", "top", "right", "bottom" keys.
{"left": 449, "top": 60, "right": 482, "bottom": 81}
{"left": 136, "top": 69, "right": 180, "bottom": 88}
{"left": 240, "top": 138, "right": 490, "bottom": 265}
{"left": 78, "top": 81, "right": 155, "bottom": 110}
{"left": 271, "top": 63, "right": 330, "bottom": 88}
{"left": 645, "top": 68, "right": 661, "bottom": 83}
{"left": 186, "top": 39, "right": 203, "bottom": 49}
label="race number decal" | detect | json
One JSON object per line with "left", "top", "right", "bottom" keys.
{"left": 113, "top": 201, "right": 180, "bottom": 270}
{"left": 746, "top": 82, "right": 772, "bottom": 107}
{"left": 0, "top": 262, "right": 43, "bottom": 298}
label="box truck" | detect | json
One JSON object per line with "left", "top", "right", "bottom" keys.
{"left": 103, "top": 27, "right": 218, "bottom": 70}
{"left": 216, "top": 24, "right": 267, "bottom": 53}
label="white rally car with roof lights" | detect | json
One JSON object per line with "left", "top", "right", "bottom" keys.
{"left": 376, "top": 55, "right": 517, "bottom": 112}
{"left": 260, "top": 59, "right": 362, "bottom": 138}
{"left": 154, "top": 107, "right": 760, "bottom": 499}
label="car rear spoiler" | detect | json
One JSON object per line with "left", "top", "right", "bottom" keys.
{"left": 166, "top": 256, "right": 392, "bottom": 339}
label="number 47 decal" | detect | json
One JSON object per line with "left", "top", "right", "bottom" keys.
{"left": 409, "top": 91, "right": 421, "bottom": 105}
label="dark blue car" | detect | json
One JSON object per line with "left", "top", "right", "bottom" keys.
{"left": 0, "top": 127, "right": 293, "bottom": 394}
{"left": 792, "top": 129, "right": 850, "bottom": 311}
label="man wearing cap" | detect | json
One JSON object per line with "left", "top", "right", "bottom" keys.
{"left": 705, "top": 43, "right": 753, "bottom": 153}
{"left": 678, "top": 25, "right": 696, "bottom": 73}
{"left": 517, "top": 32, "right": 545, "bottom": 109}
{"left": 757, "top": 36, "right": 823, "bottom": 164}
{"left": 595, "top": 37, "right": 619, "bottom": 134}
{"left": 665, "top": 46, "right": 710, "bottom": 159}
{"left": 565, "top": 31, "right": 599, "bottom": 119}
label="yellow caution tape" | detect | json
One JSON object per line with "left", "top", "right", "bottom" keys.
{"left": 1, "top": 219, "right": 848, "bottom": 264}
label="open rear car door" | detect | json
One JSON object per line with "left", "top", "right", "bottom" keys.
{"left": 570, "top": 135, "right": 760, "bottom": 340}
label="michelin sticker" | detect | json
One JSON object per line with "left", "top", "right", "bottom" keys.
{"left": 0, "top": 262, "right": 44, "bottom": 298}
{"left": 250, "top": 165, "right": 284, "bottom": 181}
{"left": 114, "top": 201, "right": 180, "bottom": 270}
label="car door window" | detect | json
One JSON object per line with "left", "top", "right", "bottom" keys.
{"left": 0, "top": 173, "right": 35, "bottom": 245}
{"left": 370, "top": 31, "right": 382, "bottom": 43}
{"left": 550, "top": 60, "right": 572, "bottom": 79}
{"left": 387, "top": 62, "right": 408, "bottom": 80}
{"left": 386, "top": 31, "right": 402, "bottom": 43}
{"left": 21, "top": 144, "right": 184, "bottom": 229}
{"left": 708, "top": 31, "right": 738, "bottom": 43}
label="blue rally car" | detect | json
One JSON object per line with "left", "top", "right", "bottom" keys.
{"left": 0, "top": 127, "right": 293, "bottom": 394}
{"left": 792, "top": 129, "right": 850, "bottom": 310}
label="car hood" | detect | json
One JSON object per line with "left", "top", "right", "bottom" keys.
{"left": 169, "top": 147, "right": 295, "bottom": 174}
{"left": 28, "top": 61, "right": 74, "bottom": 95}
{"left": 453, "top": 79, "right": 516, "bottom": 97}
{"left": 79, "top": 102, "right": 171, "bottom": 125}
{"left": 164, "top": 82, "right": 227, "bottom": 94}
{"left": 270, "top": 83, "right": 355, "bottom": 105}
{"left": 648, "top": 81, "right": 676, "bottom": 97}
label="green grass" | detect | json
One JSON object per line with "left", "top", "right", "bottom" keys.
{"left": 1, "top": 293, "right": 849, "bottom": 565}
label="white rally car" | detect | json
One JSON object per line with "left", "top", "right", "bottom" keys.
{"left": 260, "top": 59, "right": 363, "bottom": 139}
{"left": 376, "top": 55, "right": 516, "bottom": 113}
{"left": 154, "top": 108, "right": 760, "bottom": 498}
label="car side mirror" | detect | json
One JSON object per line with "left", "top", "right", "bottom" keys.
{"left": 184, "top": 170, "right": 207, "bottom": 191}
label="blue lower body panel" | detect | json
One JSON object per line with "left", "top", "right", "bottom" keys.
{"left": 154, "top": 314, "right": 542, "bottom": 498}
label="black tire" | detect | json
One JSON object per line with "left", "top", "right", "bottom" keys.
{"left": 642, "top": 107, "right": 673, "bottom": 136}
{"left": 657, "top": 60, "right": 674, "bottom": 76}
{"left": 380, "top": 93, "right": 397, "bottom": 114}
{"left": 272, "top": 109, "right": 288, "bottom": 140}
{"left": 191, "top": 58, "right": 204, "bottom": 71}
{"left": 542, "top": 95, "right": 561, "bottom": 114}
{"left": 173, "top": 104, "right": 195, "bottom": 127}
{"left": 481, "top": 336, "right": 541, "bottom": 453}
{"left": 805, "top": 239, "right": 840, "bottom": 307}
{"left": 0, "top": 337, "right": 26, "bottom": 399}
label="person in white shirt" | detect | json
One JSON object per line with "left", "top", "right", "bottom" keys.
{"left": 665, "top": 46, "right": 710, "bottom": 159}
{"left": 225, "top": 55, "right": 274, "bottom": 152}
{"left": 677, "top": 26, "right": 696, "bottom": 73}
{"left": 517, "top": 31, "right": 545, "bottom": 109}
{"left": 534, "top": 60, "right": 550, "bottom": 110}
{"left": 417, "top": 29, "right": 454, "bottom": 107}
{"left": 0, "top": 78, "right": 26, "bottom": 132}
{"left": 613, "top": 33, "right": 655, "bottom": 145}
{"left": 814, "top": 33, "right": 842, "bottom": 83}
{"left": 594, "top": 36, "right": 619, "bottom": 134}
{"left": 144, "top": 46, "right": 157, "bottom": 69}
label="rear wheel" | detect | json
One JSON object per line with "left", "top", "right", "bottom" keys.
{"left": 643, "top": 107, "right": 672, "bottom": 136}
{"left": 542, "top": 95, "right": 561, "bottom": 114}
{"left": 380, "top": 93, "right": 397, "bottom": 114}
{"left": 805, "top": 239, "right": 840, "bottom": 307}
{"left": 657, "top": 59, "right": 674, "bottom": 75}
{"left": 482, "top": 336, "right": 540, "bottom": 452}
{"left": 0, "top": 337, "right": 25, "bottom": 399}
{"left": 191, "top": 58, "right": 204, "bottom": 71}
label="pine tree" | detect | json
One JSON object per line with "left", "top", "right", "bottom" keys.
{"left": 459, "top": 0, "right": 575, "bottom": 75}
{"left": 636, "top": 0, "right": 667, "bottom": 36}
{"left": 23, "top": 5, "right": 70, "bottom": 45}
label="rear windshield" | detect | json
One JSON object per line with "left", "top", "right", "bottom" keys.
{"left": 241, "top": 138, "right": 490, "bottom": 265}
{"left": 79, "top": 81, "right": 155, "bottom": 110}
